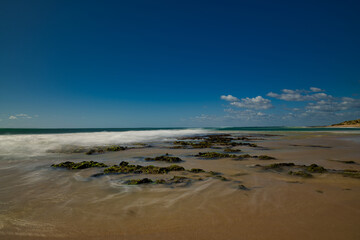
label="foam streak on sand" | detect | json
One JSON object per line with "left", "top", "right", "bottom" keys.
{"left": 0, "top": 129, "right": 208, "bottom": 159}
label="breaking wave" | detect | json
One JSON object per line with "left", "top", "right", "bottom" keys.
{"left": 0, "top": 129, "right": 209, "bottom": 159}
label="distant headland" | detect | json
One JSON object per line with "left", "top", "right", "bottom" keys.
{"left": 328, "top": 119, "right": 360, "bottom": 128}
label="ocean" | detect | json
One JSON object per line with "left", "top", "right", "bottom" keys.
{"left": 0, "top": 127, "right": 359, "bottom": 159}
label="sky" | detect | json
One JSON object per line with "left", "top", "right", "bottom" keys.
{"left": 0, "top": 0, "right": 359, "bottom": 128}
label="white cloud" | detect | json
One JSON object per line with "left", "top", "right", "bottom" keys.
{"left": 306, "top": 97, "right": 360, "bottom": 113}
{"left": 213, "top": 87, "right": 360, "bottom": 126}
{"left": 267, "top": 88, "right": 331, "bottom": 101}
{"left": 310, "top": 87, "right": 323, "bottom": 92}
{"left": 16, "top": 113, "right": 32, "bottom": 119}
{"left": 230, "top": 96, "right": 272, "bottom": 109}
{"left": 220, "top": 95, "right": 239, "bottom": 102}
{"left": 8, "top": 113, "right": 33, "bottom": 120}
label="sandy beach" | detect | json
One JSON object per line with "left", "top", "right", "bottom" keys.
{"left": 0, "top": 130, "right": 359, "bottom": 240}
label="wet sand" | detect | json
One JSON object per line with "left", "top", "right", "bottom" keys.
{"left": 0, "top": 132, "right": 359, "bottom": 240}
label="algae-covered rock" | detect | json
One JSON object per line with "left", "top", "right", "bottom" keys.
{"left": 258, "top": 155, "right": 276, "bottom": 160}
{"left": 189, "top": 168, "right": 205, "bottom": 173}
{"left": 238, "top": 184, "right": 250, "bottom": 190}
{"left": 215, "top": 175, "right": 229, "bottom": 181}
{"left": 288, "top": 171, "right": 313, "bottom": 178}
{"left": 173, "top": 141, "right": 213, "bottom": 148}
{"left": 208, "top": 171, "right": 221, "bottom": 176}
{"left": 306, "top": 164, "right": 327, "bottom": 173}
{"left": 106, "top": 145, "right": 127, "bottom": 151}
{"left": 223, "top": 148, "right": 242, "bottom": 153}
{"left": 125, "top": 178, "right": 153, "bottom": 185}
{"left": 341, "top": 169, "right": 360, "bottom": 178}
{"left": 263, "top": 163, "right": 295, "bottom": 169}
{"left": 169, "top": 176, "right": 190, "bottom": 183}
{"left": 103, "top": 162, "right": 185, "bottom": 174}
{"left": 51, "top": 161, "right": 108, "bottom": 170}
{"left": 145, "top": 155, "right": 183, "bottom": 163}
{"left": 155, "top": 179, "right": 166, "bottom": 184}
{"left": 195, "top": 152, "right": 238, "bottom": 159}
{"left": 167, "top": 165, "right": 185, "bottom": 171}
{"left": 85, "top": 145, "right": 127, "bottom": 155}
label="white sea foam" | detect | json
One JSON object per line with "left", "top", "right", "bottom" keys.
{"left": 0, "top": 129, "right": 209, "bottom": 159}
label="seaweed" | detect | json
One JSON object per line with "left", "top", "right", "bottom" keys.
{"left": 341, "top": 169, "right": 360, "bottom": 179}
{"left": 145, "top": 155, "right": 183, "bottom": 163}
{"left": 258, "top": 155, "right": 276, "bottom": 160}
{"left": 103, "top": 162, "right": 185, "bottom": 174}
{"left": 263, "top": 163, "right": 295, "bottom": 169}
{"left": 125, "top": 178, "right": 153, "bottom": 185}
{"left": 125, "top": 177, "right": 193, "bottom": 185}
{"left": 215, "top": 175, "right": 229, "bottom": 181}
{"left": 173, "top": 141, "right": 213, "bottom": 148}
{"left": 223, "top": 148, "right": 242, "bottom": 153}
{"left": 106, "top": 145, "right": 127, "bottom": 151}
{"left": 306, "top": 164, "right": 327, "bottom": 173}
{"left": 155, "top": 179, "right": 166, "bottom": 184}
{"left": 85, "top": 145, "right": 127, "bottom": 155}
{"left": 208, "top": 171, "right": 221, "bottom": 176}
{"left": 51, "top": 161, "right": 108, "bottom": 169}
{"left": 189, "top": 168, "right": 205, "bottom": 173}
{"left": 288, "top": 171, "right": 313, "bottom": 178}
{"left": 195, "top": 152, "right": 238, "bottom": 159}
{"left": 238, "top": 184, "right": 250, "bottom": 190}
{"left": 169, "top": 176, "right": 190, "bottom": 183}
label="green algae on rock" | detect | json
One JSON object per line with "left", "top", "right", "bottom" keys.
{"left": 195, "top": 152, "right": 238, "bottom": 159}
{"left": 189, "top": 168, "right": 205, "bottom": 173}
{"left": 306, "top": 164, "right": 327, "bottom": 173}
{"left": 288, "top": 171, "right": 313, "bottom": 178}
{"left": 106, "top": 145, "right": 127, "bottom": 151}
{"left": 238, "top": 184, "right": 250, "bottom": 190}
{"left": 215, "top": 175, "right": 229, "bottom": 181}
{"left": 103, "top": 161, "right": 185, "bottom": 174}
{"left": 51, "top": 161, "right": 108, "bottom": 169}
{"left": 145, "top": 155, "right": 183, "bottom": 163}
{"left": 172, "top": 141, "right": 213, "bottom": 149}
{"left": 263, "top": 163, "right": 295, "bottom": 169}
{"left": 341, "top": 169, "right": 360, "bottom": 179}
{"left": 208, "top": 171, "right": 221, "bottom": 176}
{"left": 258, "top": 155, "right": 276, "bottom": 160}
{"left": 125, "top": 178, "right": 153, "bottom": 185}
{"left": 223, "top": 148, "right": 242, "bottom": 153}
{"left": 85, "top": 145, "right": 127, "bottom": 155}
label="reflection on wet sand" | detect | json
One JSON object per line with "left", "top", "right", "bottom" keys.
{"left": 0, "top": 132, "right": 359, "bottom": 240}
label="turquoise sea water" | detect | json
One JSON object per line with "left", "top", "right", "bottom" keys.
{"left": 0, "top": 127, "right": 360, "bottom": 135}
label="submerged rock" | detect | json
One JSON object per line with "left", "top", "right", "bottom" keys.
{"left": 106, "top": 145, "right": 127, "bottom": 151}
{"left": 223, "top": 148, "right": 242, "bottom": 153}
{"left": 258, "top": 155, "right": 276, "bottom": 160}
{"left": 195, "top": 152, "right": 238, "bottom": 159}
{"left": 51, "top": 161, "right": 108, "bottom": 170}
{"left": 145, "top": 155, "right": 183, "bottom": 163}
{"left": 288, "top": 171, "right": 313, "bottom": 178}
{"left": 215, "top": 175, "right": 229, "bottom": 181}
{"left": 263, "top": 163, "right": 295, "bottom": 169}
{"left": 238, "top": 184, "right": 250, "bottom": 190}
{"left": 189, "top": 168, "right": 205, "bottom": 173}
{"left": 103, "top": 161, "right": 185, "bottom": 174}
{"left": 306, "top": 164, "right": 327, "bottom": 173}
{"left": 125, "top": 178, "right": 153, "bottom": 185}
{"left": 85, "top": 145, "right": 127, "bottom": 155}
{"left": 341, "top": 169, "right": 360, "bottom": 179}
{"left": 173, "top": 141, "right": 213, "bottom": 149}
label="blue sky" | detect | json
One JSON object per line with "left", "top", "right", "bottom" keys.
{"left": 1, "top": 0, "right": 359, "bottom": 127}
